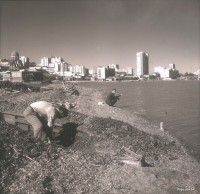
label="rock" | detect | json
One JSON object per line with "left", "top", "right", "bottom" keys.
{"left": 160, "top": 122, "right": 164, "bottom": 132}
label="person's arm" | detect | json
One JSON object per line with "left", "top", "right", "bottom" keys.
{"left": 116, "top": 94, "right": 122, "bottom": 99}
{"left": 112, "top": 93, "right": 121, "bottom": 99}
{"left": 47, "top": 108, "right": 56, "bottom": 127}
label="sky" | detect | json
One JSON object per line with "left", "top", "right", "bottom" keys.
{"left": 0, "top": 0, "right": 199, "bottom": 73}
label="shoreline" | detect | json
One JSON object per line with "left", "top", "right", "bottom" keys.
{"left": 75, "top": 85, "right": 194, "bottom": 147}
{"left": 74, "top": 80, "right": 200, "bottom": 163}
{"left": 75, "top": 84, "right": 200, "bottom": 160}
{"left": 75, "top": 85, "right": 200, "bottom": 192}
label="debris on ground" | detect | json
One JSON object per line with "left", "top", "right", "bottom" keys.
{"left": 0, "top": 81, "right": 40, "bottom": 92}
{"left": 62, "top": 81, "right": 79, "bottom": 96}
{"left": 0, "top": 82, "right": 200, "bottom": 194}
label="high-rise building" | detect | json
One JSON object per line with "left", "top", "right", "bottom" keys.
{"left": 20, "top": 56, "right": 29, "bottom": 65}
{"left": 51, "top": 57, "right": 63, "bottom": 64}
{"left": 169, "top": 63, "right": 175, "bottom": 69}
{"left": 136, "top": 52, "right": 149, "bottom": 76}
{"left": 41, "top": 57, "right": 50, "bottom": 67}
{"left": 60, "top": 62, "right": 69, "bottom": 73}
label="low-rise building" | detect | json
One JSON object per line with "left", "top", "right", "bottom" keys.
{"left": 0, "top": 59, "right": 10, "bottom": 71}
{"left": 0, "top": 69, "right": 44, "bottom": 82}
{"left": 69, "top": 65, "right": 86, "bottom": 75}
{"left": 127, "top": 67, "right": 134, "bottom": 75}
{"left": 154, "top": 66, "right": 169, "bottom": 78}
{"left": 0, "top": 71, "right": 11, "bottom": 81}
{"left": 194, "top": 69, "right": 200, "bottom": 75}
{"left": 108, "top": 64, "right": 119, "bottom": 72}
{"left": 89, "top": 67, "right": 97, "bottom": 77}
{"left": 97, "top": 66, "right": 107, "bottom": 80}
{"left": 154, "top": 64, "right": 179, "bottom": 79}
{"left": 118, "top": 67, "right": 134, "bottom": 76}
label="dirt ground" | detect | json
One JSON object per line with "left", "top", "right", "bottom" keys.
{"left": 0, "top": 81, "right": 200, "bottom": 194}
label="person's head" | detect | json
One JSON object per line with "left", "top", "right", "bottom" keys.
{"left": 64, "top": 102, "right": 76, "bottom": 110}
{"left": 54, "top": 102, "right": 75, "bottom": 118}
{"left": 112, "top": 89, "right": 116, "bottom": 93}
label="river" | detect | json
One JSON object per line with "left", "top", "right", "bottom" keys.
{"left": 77, "top": 80, "right": 200, "bottom": 162}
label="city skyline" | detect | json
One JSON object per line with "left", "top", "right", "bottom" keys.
{"left": 0, "top": 0, "right": 199, "bottom": 73}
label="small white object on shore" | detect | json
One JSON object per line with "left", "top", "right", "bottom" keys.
{"left": 160, "top": 122, "right": 164, "bottom": 132}
{"left": 98, "top": 101, "right": 104, "bottom": 106}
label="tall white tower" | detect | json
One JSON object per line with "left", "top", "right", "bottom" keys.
{"left": 41, "top": 57, "right": 50, "bottom": 67}
{"left": 136, "top": 52, "right": 149, "bottom": 76}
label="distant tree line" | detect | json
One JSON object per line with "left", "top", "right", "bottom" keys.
{"left": 184, "top": 72, "right": 195, "bottom": 76}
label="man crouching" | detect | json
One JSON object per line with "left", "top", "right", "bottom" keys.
{"left": 23, "top": 101, "right": 73, "bottom": 142}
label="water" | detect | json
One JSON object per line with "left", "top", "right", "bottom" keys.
{"left": 77, "top": 80, "right": 200, "bottom": 162}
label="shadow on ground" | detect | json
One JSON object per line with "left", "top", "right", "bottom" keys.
{"left": 54, "top": 122, "right": 78, "bottom": 147}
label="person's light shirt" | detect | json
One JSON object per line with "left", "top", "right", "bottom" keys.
{"left": 30, "top": 101, "right": 57, "bottom": 127}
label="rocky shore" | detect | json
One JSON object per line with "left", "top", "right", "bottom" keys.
{"left": 0, "top": 81, "right": 200, "bottom": 194}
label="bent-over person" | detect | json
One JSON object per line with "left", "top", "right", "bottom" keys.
{"left": 23, "top": 101, "right": 72, "bottom": 142}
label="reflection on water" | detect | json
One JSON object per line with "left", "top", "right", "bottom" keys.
{"left": 78, "top": 81, "right": 200, "bottom": 162}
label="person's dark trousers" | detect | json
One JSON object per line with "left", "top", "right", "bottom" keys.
{"left": 109, "top": 99, "right": 118, "bottom": 106}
